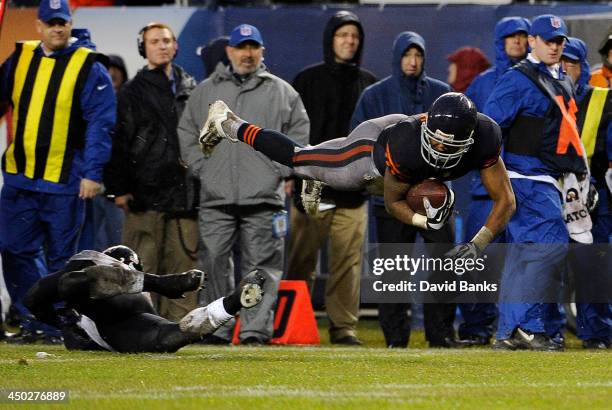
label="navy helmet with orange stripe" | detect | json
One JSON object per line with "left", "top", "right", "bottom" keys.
{"left": 421, "top": 92, "right": 477, "bottom": 169}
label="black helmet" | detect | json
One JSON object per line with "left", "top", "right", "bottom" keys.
{"left": 103, "top": 245, "right": 143, "bottom": 271}
{"left": 421, "top": 92, "right": 477, "bottom": 169}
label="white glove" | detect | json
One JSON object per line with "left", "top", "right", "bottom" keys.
{"left": 606, "top": 168, "right": 612, "bottom": 196}
{"left": 423, "top": 187, "right": 455, "bottom": 230}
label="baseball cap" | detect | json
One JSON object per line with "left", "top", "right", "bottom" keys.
{"left": 229, "top": 24, "right": 263, "bottom": 47}
{"left": 38, "top": 0, "right": 72, "bottom": 23}
{"left": 529, "top": 14, "right": 567, "bottom": 41}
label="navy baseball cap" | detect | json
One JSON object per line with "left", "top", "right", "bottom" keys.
{"left": 229, "top": 24, "right": 264, "bottom": 47}
{"left": 38, "top": 0, "right": 72, "bottom": 23}
{"left": 529, "top": 14, "right": 567, "bottom": 41}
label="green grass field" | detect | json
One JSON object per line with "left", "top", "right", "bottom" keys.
{"left": 1, "top": 319, "right": 611, "bottom": 409}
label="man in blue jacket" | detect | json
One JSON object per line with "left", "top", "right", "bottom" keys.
{"left": 0, "top": 0, "right": 115, "bottom": 343}
{"left": 351, "top": 32, "right": 463, "bottom": 348}
{"left": 461, "top": 16, "right": 531, "bottom": 346}
{"left": 561, "top": 37, "right": 612, "bottom": 349}
{"left": 485, "top": 15, "right": 583, "bottom": 351}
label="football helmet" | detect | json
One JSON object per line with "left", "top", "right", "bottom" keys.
{"left": 103, "top": 245, "right": 143, "bottom": 271}
{"left": 421, "top": 92, "right": 477, "bottom": 169}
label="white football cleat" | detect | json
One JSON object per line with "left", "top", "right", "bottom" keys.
{"left": 199, "top": 100, "right": 239, "bottom": 156}
{"left": 238, "top": 270, "right": 265, "bottom": 308}
{"left": 301, "top": 180, "right": 324, "bottom": 215}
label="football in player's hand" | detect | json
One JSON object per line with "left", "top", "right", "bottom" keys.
{"left": 405, "top": 178, "right": 448, "bottom": 215}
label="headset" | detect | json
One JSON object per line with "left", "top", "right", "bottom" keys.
{"left": 137, "top": 22, "right": 178, "bottom": 59}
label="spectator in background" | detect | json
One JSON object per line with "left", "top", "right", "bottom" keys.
{"left": 104, "top": 22, "right": 200, "bottom": 322}
{"left": 289, "top": 11, "right": 376, "bottom": 345}
{"left": 466, "top": 17, "right": 530, "bottom": 109}
{"left": 107, "top": 54, "right": 128, "bottom": 93}
{"left": 352, "top": 32, "right": 463, "bottom": 348}
{"left": 485, "top": 15, "right": 579, "bottom": 351}
{"left": 461, "top": 17, "right": 531, "bottom": 346}
{"left": 0, "top": 0, "right": 115, "bottom": 343}
{"left": 561, "top": 37, "right": 612, "bottom": 349}
{"left": 589, "top": 27, "right": 612, "bottom": 89}
{"left": 446, "top": 46, "right": 490, "bottom": 93}
{"left": 178, "top": 24, "right": 309, "bottom": 345}
{"left": 198, "top": 36, "right": 230, "bottom": 79}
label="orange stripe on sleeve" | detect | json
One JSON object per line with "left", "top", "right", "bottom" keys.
{"left": 293, "top": 145, "right": 372, "bottom": 163}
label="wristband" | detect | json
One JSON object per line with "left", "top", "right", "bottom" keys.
{"left": 470, "top": 226, "right": 494, "bottom": 251}
{"left": 411, "top": 213, "right": 428, "bottom": 230}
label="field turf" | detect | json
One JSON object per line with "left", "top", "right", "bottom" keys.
{"left": 1, "top": 319, "right": 611, "bottom": 409}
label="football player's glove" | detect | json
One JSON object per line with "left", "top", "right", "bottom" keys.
{"left": 423, "top": 186, "right": 455, "bottom": 230}
{"left": 445, "top": 242, "right": 480, "bottom": 261}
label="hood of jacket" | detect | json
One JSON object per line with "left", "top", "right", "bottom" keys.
{"left": 563, "top": 37, "right": 591, "bottom": 99}
{"left": 447, "top": 47, "right": 491, "bottom": 92}
{"left": 392, "top": 31, "right": 426, "bottom": 81}
{"left": 71, "top": 28, "right": 97, "bottom": 51}
{"left": 323, "top": 10, "right": 365, "bottom": 67}
{"left": 108, "top": 54, "right": 128, "bottom": 83}
{"left": 494, "top": 16, "right": 531, "bottom": 78}
{"left": 201, "top": 36, "right": 230, "bottom": 79}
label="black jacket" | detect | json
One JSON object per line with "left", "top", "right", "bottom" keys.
{"left": 292, "top": 11, "right": 377, "bottom": 207}
{"left": 105, "top": 64, "right": 198, "bottom": 215}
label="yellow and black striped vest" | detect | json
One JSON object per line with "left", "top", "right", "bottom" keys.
{"left": 2, "top": 41, "right": 98, "bottom": 183}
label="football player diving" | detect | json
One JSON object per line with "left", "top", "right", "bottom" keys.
{"left": 197, "top": 92, "right": 516, "bottom": 258}
{"left": 24, "top": 245, "right": 265, "bottom": 353}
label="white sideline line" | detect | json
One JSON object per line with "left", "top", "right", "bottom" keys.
{"left": 68, "top": 381, "right": 612, "bottom": 401}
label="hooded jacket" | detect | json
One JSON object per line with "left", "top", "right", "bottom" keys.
{"left": 465, "top": 17, "right": 531, "bottom": 111}
{"left": 465, "top": 17, "right": 530, "bottom": 196}
{"left": 293, "top": 11, "right": 376, "bottom": 146}
{"left": 351, "top": 31, "right": 450, "bottom": 129}
{"left": 351, "top": 31, "right": 449, "bottom": 207}
{"left": 0, "top": 29, "right": 115, "bottom": 195}
{"left": 292, "top": 10, "right": 377, "bottom": 207}
{"left": 104, "top": 64, "right": 198, "bottom": 214}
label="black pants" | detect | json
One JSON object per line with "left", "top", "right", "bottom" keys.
{"left": 374, "top": 205, "right": 456, "bottom": 347}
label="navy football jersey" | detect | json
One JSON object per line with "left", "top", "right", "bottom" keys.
{"left": 373, "top": 113, "right": 501, "bottom": 182}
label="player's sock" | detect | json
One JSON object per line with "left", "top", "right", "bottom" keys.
{"left": 223, "top": 294, "right": 241, "bottom": 315}
{"left": 208, "top": 298, "right": 234, "bottom": 324}
{"left": 236, "top": 123, "right": 300, "bottom": 167}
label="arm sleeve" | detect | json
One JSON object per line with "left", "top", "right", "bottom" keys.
{"left": 482, "top": 72, "right": 523, "bottom": 130}
{"left": 177, "top": 89, "right": 206, "bottom": 175}
{"left": 80, "top": 61, "right": 116, "bottom": 182}
{"left": 283, "top": 93, "right": 310, "bottom": 146}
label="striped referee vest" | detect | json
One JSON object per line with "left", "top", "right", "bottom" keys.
{"left": 2, "top": 41, "right": 98, "bottom": 184}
